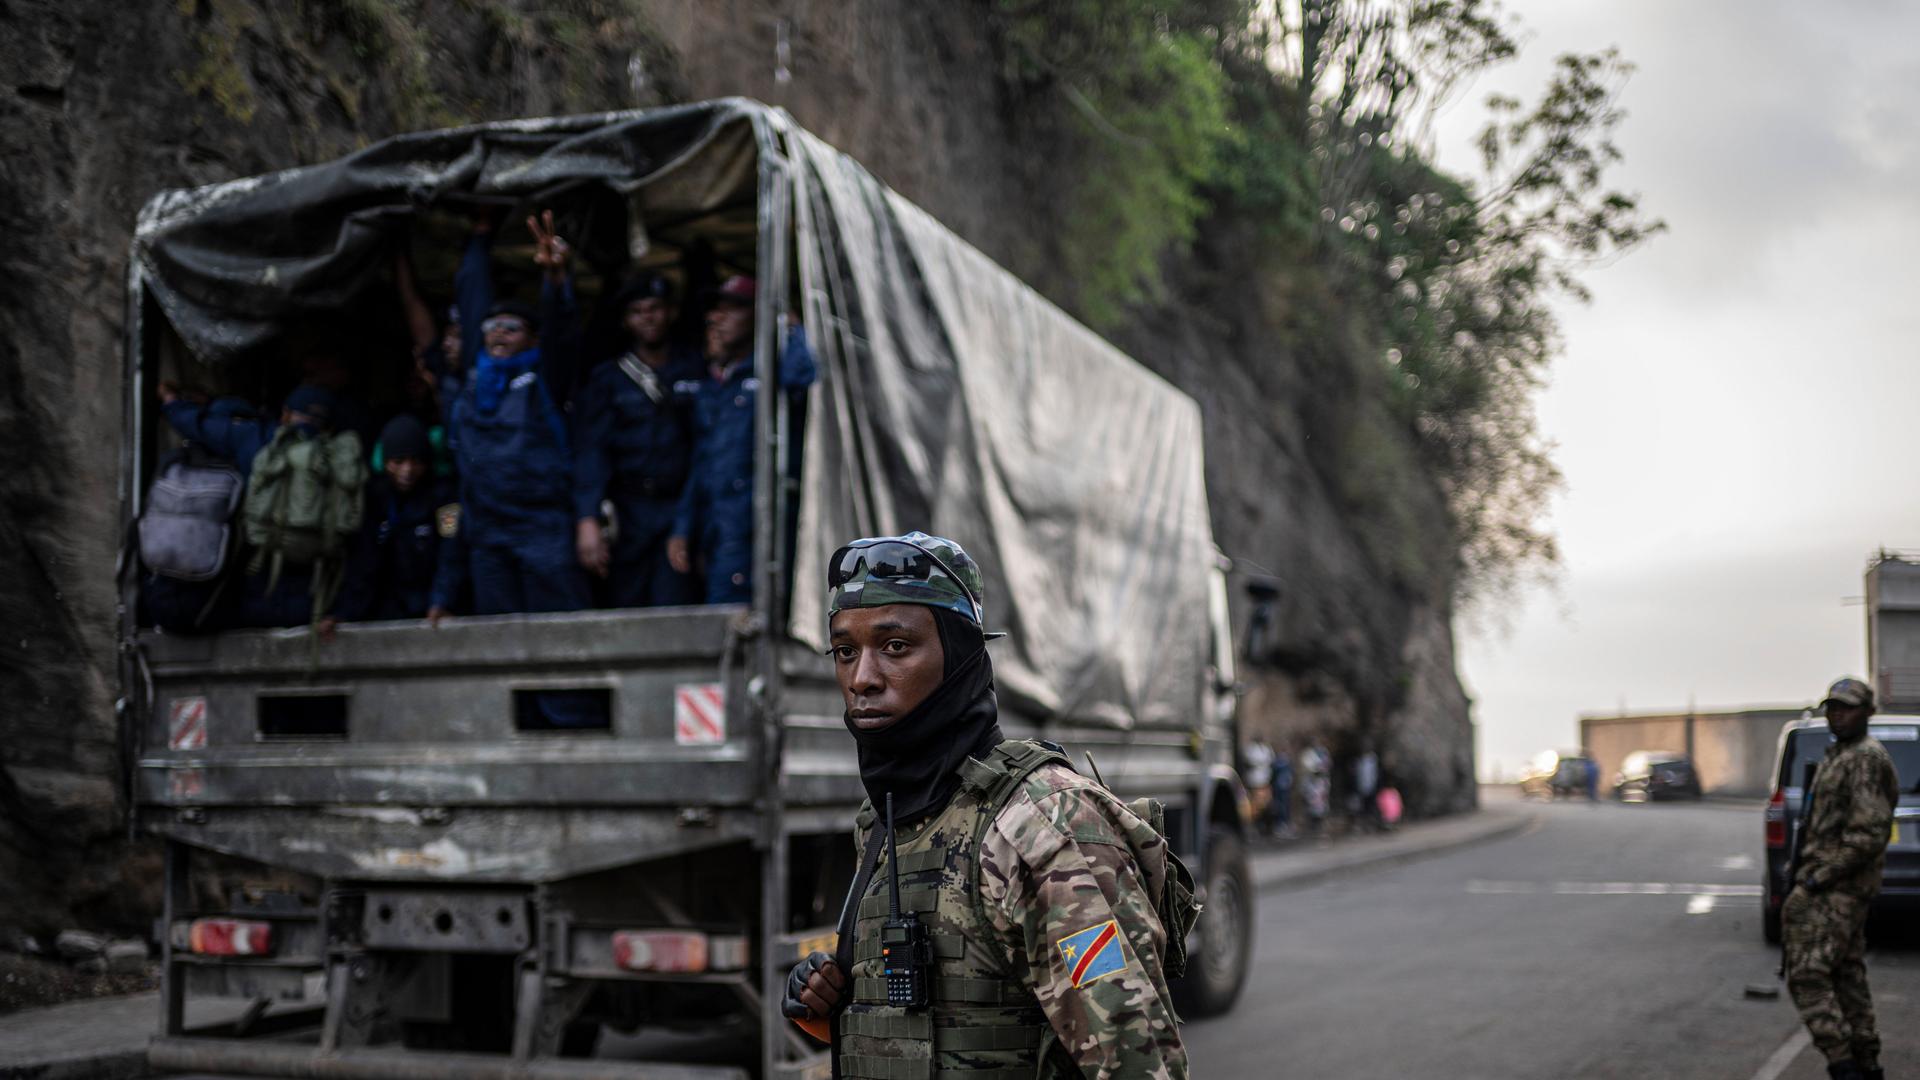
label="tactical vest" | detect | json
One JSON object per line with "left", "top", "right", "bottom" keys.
{"left": 836, "top": 740, "right": 1068, "bottom": 1080}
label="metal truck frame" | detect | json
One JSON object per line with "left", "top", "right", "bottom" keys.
{"left": 120, "top": 100, "right": 1252, "bottom": 1079}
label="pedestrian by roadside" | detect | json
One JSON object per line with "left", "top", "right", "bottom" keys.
{"left": 780, "top": 532, "right": 1191, "bottom": 1078}
{"left": 1270, "top": 746, "right": 1295, "bottom": 837}
{"left": 1242, "top": 738, "right": 1275, "bottom": 837}
{"left": 1301, "top": 744, "right": 1331, "bottom": 836}
{"left": 1584, "top": 755, "right": 1600, "bottom": 804}
{"left": 1784, "top": 677, "right": 1898, "bottom": 1080}
{"left": 1354, "top": 744, "right": 1381, "bottom": 833}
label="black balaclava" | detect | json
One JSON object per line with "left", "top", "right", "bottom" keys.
{"left": 843, "top": 607, "right": 1003, "bottom": 824}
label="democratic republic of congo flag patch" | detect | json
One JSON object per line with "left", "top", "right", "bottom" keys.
{"left": 1057, "top": 919, "right": 1127, "bottom": 989}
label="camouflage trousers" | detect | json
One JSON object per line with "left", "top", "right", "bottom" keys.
{"left": 1783, "top": 888, "right": 1879, "bottom": 1069}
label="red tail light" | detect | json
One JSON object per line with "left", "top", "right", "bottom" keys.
{"left": 613, "top": 930, "right": 708, "bottom": 973}
{"left": 610, "top": 930, "right": 749, "bottom": 973}
{"left": 184, "top": 918, "right": 273, "bottom": 957}
{"left": 1765, "top": 789, "right": 1786, "bottom": 848}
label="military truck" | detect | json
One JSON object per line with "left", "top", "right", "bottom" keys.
{"left": 122, "top": 99, "right": 1253, "bottom": 1079}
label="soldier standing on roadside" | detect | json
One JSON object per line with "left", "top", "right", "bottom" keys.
{"left": 781, "top": 532, "right": 1190, "bottom": 1079}
{"left": 1784, "top": 676, "right": 1900, "bottom": 1080}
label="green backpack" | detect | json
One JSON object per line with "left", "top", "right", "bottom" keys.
{"left": 242, "top": 426, "right": 366, "bottom": 618}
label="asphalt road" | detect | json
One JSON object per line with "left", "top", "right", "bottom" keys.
{"left": 1184, "top": 789, "right": 1920, "bottom": 1079}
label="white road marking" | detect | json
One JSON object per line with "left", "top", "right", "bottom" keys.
{"left": 1749, "top": 1028, "right": 1810, "bottom": 1080}
{"left": 1467, "top": 880, "right": 1763, "bottom": 897}
{"left": 1719, "top": 854, "right": 1757, "bottom": 871}
{"left": 1686, "top": 894, "right": 1716, "bottom": 915}
{"left": 1465, "top": 880, "right": 1540, "bottom": 894}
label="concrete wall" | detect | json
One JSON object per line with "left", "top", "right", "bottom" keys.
{"left": 1579, "top": 709, "right": 1802, "bottom": 798}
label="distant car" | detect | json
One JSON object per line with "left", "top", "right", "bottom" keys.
{"left": 1760, "top": 715, "right": 1920, "bottom": 943}
{"left": 1613, "top": 750, "right": 1701, "bottom": 802}
{"left": 1520, "top": 750, "right": 1596, "bottom": 800}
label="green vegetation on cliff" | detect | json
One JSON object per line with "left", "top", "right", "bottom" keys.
{"left": 989, "top": 0, "right": 1661, "bottom": 607}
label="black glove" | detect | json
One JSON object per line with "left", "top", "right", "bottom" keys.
{"left": 783, "top": 949, "right": 840, "bottom": 1020}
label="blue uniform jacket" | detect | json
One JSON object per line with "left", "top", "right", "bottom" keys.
{"left": 160, "top": 398, "right": 278, "bottom": 479}
{"left": 335, "top": 475, "right": 465, "bottom": 620}
{"left": 672, "top": 324, "right": 816, "bottom": 545}
{"left": 572, "top": 345, "right": 705, "bottom": 522}
{"left": 445, "top": 243, "right": 582, "bottom": 542}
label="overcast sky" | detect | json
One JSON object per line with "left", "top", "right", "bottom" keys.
{"left": 1431, "top": 1, "right": 1920, "bottom": 778}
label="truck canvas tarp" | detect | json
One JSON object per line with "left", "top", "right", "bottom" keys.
{"left": 125, "top": 98, "right": 1245, "bottom": 1078}
{"left": 132, "top": 97, "right": 1214, "bottom": 731}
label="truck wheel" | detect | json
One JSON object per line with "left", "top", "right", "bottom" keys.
{"left": 1174, "top": 826, "right": 1253, "bottom": 1018}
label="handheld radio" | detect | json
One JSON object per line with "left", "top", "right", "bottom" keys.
{"left": 880, "top": 792, "right": 932, "bottom": 1009}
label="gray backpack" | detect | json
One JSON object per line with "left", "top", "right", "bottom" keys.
{"left": 139, "top": 450, "right": 245, "bottom": 581}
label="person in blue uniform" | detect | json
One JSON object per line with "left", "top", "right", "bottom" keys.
{"left": 443, "top": 210, "right": 591, "bottom": 618}
{"left": 572, "top": 273, "right": 704, "bottom": 607}
{"left": 668, "top": 275, "right": 816, "bottom": 604}
{"left": 156, "top": 382, "right": 336, "bottom": 482}
{"left": 153, "top": 381, "right": 339, "bottom": 628}
{"left": 321, "top": 414, "right": 464, "bottom": 635}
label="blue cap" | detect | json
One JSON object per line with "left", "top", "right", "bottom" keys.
{"left": 282, "top": 383, "right": 337, "bottom": 428}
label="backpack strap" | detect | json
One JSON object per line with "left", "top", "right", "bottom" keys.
{"left": 253, "top": 427, "right": 299, "bottom": 595}
{"left": 308, "top": 432, "right": 365, "bottom": 622}
{"left": 958, "top": 739, "right": 1072, "bottom": 811}
{"left": 963, "top": 740, "right": 1075, "bottom": 942}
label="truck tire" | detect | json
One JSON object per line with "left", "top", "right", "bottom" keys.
{"left": 1174, "top": 826, "right": 1253, "bottom": 1018}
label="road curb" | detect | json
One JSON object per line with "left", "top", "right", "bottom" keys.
{"left": 1251, "top": 809, "right": 1538, "bottom": 893}
{"left": 0, "top": 1048, "right": 148, "bottom": 1080}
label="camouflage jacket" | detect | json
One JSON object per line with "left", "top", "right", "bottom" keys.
{"left": 843, "top": 753, "right": 1187, "bottom": 1080}
{"left": 975, "top": 761, "right": 1187, "bottom": 1079}
{"left": 1800, "top": 735, "right": 1900, "bottom": 899}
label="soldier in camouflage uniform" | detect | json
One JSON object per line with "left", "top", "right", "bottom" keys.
{"left": 783, "top": 532, "right": 1189, "bottom": 1079}
{"left": 1784, "top": 677, "right": 1900, "bottom": 1080}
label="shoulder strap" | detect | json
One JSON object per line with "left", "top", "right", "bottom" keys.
{"left": 833, "top": 825, "right": 887, "bottom": 977}
{"left": 830, "top": 820, "right": 888, "bottom": 1077}
{"left": 618, "top": 352, "right": 667, "bottom": 405}
{"left": 964, "top": 740, "right": 1074, "bottom": 940}
{"left": 960, "top": 739, "right": 1073, "bottom": 811}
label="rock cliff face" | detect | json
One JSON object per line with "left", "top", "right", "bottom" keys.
{"left": 0, "top": 0, "right": 1471, "bottom": 931}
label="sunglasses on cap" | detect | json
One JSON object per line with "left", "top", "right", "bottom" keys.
{"left": 481, "top": 316, "right": 530, "bottom": 335}
{"left": 828, "top": 538, "right": 982, "bottom": 624}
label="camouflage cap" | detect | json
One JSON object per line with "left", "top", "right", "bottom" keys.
{"left": 827, "top": 531, "right": 987, "bottom": 627}
{"left": 1821, "top": 676, "right": 1874, "bottom": 709}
